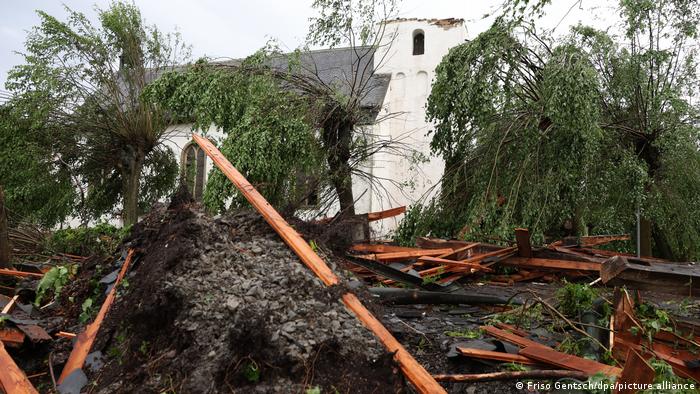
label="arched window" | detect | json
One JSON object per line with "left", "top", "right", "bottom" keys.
{"left": 181, "top": 142, "right": 206, "bottom": 201}
{"left": 413, "top": 30, "right": 425, "bottom": 56}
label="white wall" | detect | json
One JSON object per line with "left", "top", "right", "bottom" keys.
{"left": 161, "top": 122, "right": 224, "bottom": 185}
{"left": 355, "top": 19, "right": 467, "bottom": 236}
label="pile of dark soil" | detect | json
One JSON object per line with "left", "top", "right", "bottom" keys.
{"left": 89, "top": 204, "right": 404, "bottom": 393}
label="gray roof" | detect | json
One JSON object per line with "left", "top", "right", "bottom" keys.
{"left": 140, "top": 46, "right": 390, "bottom": 123}
{"left": 267, "top": 46, "right": 390, "bottom": 113}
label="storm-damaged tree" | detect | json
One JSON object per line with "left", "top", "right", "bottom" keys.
{"left": 146, "top": 0, "right": 412, "bottom": 217}
{"left": 6, "top": 2, "right": 188, "bottom": 225}
{"left": 397, "top": 0, "right": 700, "bottom": 260}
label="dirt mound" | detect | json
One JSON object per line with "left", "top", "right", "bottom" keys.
{"left": 91, "top": 205, "right": 404, "bottom": 393}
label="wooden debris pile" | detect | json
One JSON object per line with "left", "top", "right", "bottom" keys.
{"left": 346, "top": 228, "right": 700, "bottom": 296}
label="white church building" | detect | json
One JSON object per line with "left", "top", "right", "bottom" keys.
{"left": 162, "top": 18, "right": 467, "bottom": 235}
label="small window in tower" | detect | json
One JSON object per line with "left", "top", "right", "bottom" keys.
{"left": 413, "top": 30, "right": 425, "bottom": 56}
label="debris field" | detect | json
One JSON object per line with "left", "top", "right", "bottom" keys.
{"left": 0, "top": 134, "right": 699, "bottom": 394}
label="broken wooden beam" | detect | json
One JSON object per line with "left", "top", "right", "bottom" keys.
{"left": 519, "top": 346, "right": 621, "bottom": 377}
{"left": 580, "top": 234, "right": 630, "bottom": 247}
{"left": 437, "top": 243, "right": 479, "bottom": 260}
{"left": 416, "top": 256, "right": 493, "bottom": 271}
{"left": 458, "top": 347, "right": 538, "bottom": 365}
{"left": 354, "top": 248, "right": 454, "bottom": 262}
{"left": 55, "top": 331, "right": 77, "bottom": 339}
{"left": 614, "top": 349, "right": 655, "bottom": 394}
{"left": 601, "top": 256, "right": 700, "bottom": 295}
{"left": 366, "top": 206, "right": 406, "bottom": 221}
{"left": 514, "top": 228, "right": 532, "bottom": 257}
{"left": 432, "top": 370, "right": 589, "bottom": 382}
{"left": 0, "top": 268, "right": 43, "bottom": 279}
{"left": 58, "top": 249, "right": 135, "bottom": 383}
{"left": 1, "top": 294, "right": 19, "bottom": 314}
{"left": 0, "top": 328, "right": 25, "bottom": 348}
{"left": 0, "top": 340, "right": 38, "bottom": 393}
{"left": 349, "top": 244, "right": 425, "bottom": 254}
{"left": 415, "top": 237, "right": 472, "bottom": 250}
{"left": 481, "top": 326, "right": 552, "bottom": 349}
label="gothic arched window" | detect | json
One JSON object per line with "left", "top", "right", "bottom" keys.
{"left": 181, "top": 142, "right": 206, "bottom": 201}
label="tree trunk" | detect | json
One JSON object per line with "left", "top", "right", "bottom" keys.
{"left": 0, "top": 185, "right": 10, "bottom": 268}
{"left": 122, "top": 147, "right": 145, "bottom": 226}
{"left": 323, "top": 121, "right": 355, "bottom": 217}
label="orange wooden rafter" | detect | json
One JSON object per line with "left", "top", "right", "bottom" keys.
{"left": 58, "top": 249, "right": 135, "bottom": 383}
{"left": 0, "top": 340, "right": 38, "bottom": 394}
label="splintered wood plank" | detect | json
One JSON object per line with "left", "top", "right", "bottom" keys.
{"left": 580, "top": 234, "right": 630, "bottom": 247}
{"left": 519, "top": 346, "right": 621, "bottom": 377}
{"left": 514, "top": 228, "right": 532, "bottom": 257}
{"left": 355, "top": 248, "right": 454, "bottom": 262}
{"left": 367, "top": 206, "right": 406, "bottom": 221}
{"left": 614, "top": 349, "right": 654, "bottom": 394}
{"left": 458, "top": 347, "right": 538, "bottom": 365}
{"left": 1, "top": 295, "right": 19, "bottom": 314}
{"left": 417, "top": 256, "right": 493, "bottom": 270}
{"left": 437, "top": 243, "right": 479, "bottom": 260}
{"left": 415, "top": 237, "right": 472, "bottom": 250}
{"left": 613, "top": 337, "right": 700, "bottom": 382}
{"left": 0, "top": 328, "right": 25, "bottom": 348}
{"left": 349, "top": 244, "right": 425, "bottom": 253}
{"left": 0, "top": 340, "right": 38, "bottom": 393}
{"left": 0, "top": 269, "right": 44, "bottom": 279}
{"left": 502, "top": 257, "right": 600, "bottom": 272}
{"left": 481, "top": 326, "right": 552, "bottom": 349}
{"left": 494, "top": 323, "right": 529, "bottom": 338}
{"left": 59, "top": 250, "right": 135, "bottom": 383}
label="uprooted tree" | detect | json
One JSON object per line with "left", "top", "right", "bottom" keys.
{"left": 145, "top": 0, "right": 410, "bottom": 217}
{"left": 6, "top": 2, "right": 189, "bottom": 225}
{"left": 397, "top": 0, "right": 700, "bottom": 260}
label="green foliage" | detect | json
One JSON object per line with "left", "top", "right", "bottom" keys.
{"left": 6, "top": 2, "right": 188, "bottom": 224}
{"left": 0, "top": 105, "right": 76, "bottom": 226}
{"left": 501, "top": 362, "right": 528, "bottom": 372}
{"left": 640, "top": 359, "right": 698, "bottom": 394}
{"left": 586, "top": 372, "right": 615, "bottom": 394}
{"left": 421, "top": 268, "right": 444, "bottom": 285}
{"left": 305, "top": 387, "right": 321, "bottom": 394}
{"left": 34, "top": 264, "right": 77, "bottom": 306}
{"left": 48, "top": 223, "right": 130, "bottom": 257}
{"left": 242, "top": 361, "right": 260, "bottom": 383}
{"left": 144, "top": 57, "right": 323, "bottom": 212}
{"left": 444, "top": 328, "right": 482, "bottom": 339}
{"left": 307, "top": 0, "right": 398, "bottom": 47}
{"left": 556, "top": 282, "right": 598, "bottom": 317}
{"left": 412, "top": 0, "right": 700, "bottom": 260}
{"left": 490, "top": 304, "right": 544, "bottom": 329}
{"left": 634, "top": 302, "right": 673, "bottom": 343}
{"left": 79, "top": 297, "right": 95, "bottom": 324}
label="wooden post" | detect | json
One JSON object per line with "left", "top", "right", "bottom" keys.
{"left": 0, "top": 186, "right": 10, "bottom": 268}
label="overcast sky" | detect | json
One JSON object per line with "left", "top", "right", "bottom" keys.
{"left": 0, "top": 0, "right": 616, "bottom": 89}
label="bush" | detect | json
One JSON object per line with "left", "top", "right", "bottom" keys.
{"left": 556, "top": 282, "right": 598, "bottom": 317}
{"left": 48, "top": 223, "right": 131, "bottom": 257}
